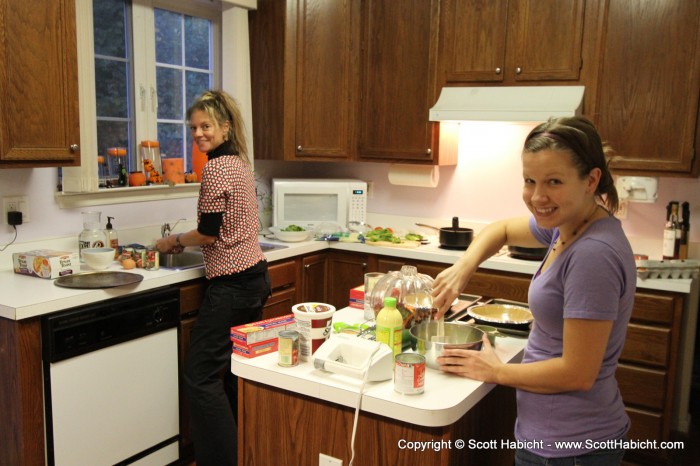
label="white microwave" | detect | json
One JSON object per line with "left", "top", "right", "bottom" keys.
{"left": 272, "top": 178, "right": 368, "bottom": 230}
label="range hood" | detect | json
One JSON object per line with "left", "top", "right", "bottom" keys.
{"left": 429, "top": 86, "right": 585, "bottom": 122}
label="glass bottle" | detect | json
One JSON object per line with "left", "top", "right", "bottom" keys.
{"left": 662, "top": 201, "right": 681, "bottom": 260}
{"left": 79, "top": 211, "right": 108, "bottom": 262}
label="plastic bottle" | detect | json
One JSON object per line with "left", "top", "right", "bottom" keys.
{"left": 105, "top": 216, "right": 119, "bottom": 259}
{"left": 375, "top": 296, "right": 403, "bottom": 358}
{"left": 79, "top": 211, "right": 108, "bottom": 262}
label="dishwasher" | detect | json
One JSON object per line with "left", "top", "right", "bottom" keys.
{"left": 42, "top": 286, "right": 181, "bottom": 466}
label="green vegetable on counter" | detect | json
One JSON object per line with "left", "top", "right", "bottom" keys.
{"left": 404, "top": 233, "right": 423, "bottom": 242}
{"left": 281, "top": 224, "right": 305, "bottom": 232}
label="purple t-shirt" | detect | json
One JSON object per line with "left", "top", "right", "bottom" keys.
{"left": 514, "top": 215, "right": 636, "bottom": 457}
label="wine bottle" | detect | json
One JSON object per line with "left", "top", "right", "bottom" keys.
{"left": 662, "top": 201, "right": 681, "bottom": 260}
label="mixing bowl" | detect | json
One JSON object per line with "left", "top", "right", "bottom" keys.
{"left": 82, "top": 247, "right": 116, "bottom": 270}
{"left": 269, "top": 226, "right": 312, "bottom": 242}
{"left": 409, "top": 321, "right": 484, "bottom": 369}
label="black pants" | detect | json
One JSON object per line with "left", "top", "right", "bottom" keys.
{"left": 184, "top": 269, "right": 270, "bottom": 466}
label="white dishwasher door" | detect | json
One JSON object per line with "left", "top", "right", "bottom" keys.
{"left": 49, "top": 328, "right": 179, "bottom": 466}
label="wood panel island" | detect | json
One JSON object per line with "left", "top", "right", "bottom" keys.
{"left": 232, "top": 307, "right": 527, "bottom": 465}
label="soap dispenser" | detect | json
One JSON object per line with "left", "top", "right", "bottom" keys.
{"left": 105, "top": 216, "right": 119, "bottom": 259}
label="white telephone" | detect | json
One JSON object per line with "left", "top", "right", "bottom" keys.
{"left": 313, "top": 334, "right": 394, "bottom": 381}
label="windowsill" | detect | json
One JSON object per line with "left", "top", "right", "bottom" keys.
{"left": 55, "top": 183, "right": 200, "bottom": 208}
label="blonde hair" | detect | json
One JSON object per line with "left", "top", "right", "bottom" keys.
{"left": 186, "top": 90, "right": 250, "bottom": 164}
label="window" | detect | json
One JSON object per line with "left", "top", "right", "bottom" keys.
{"left": 93, "top": 0, "right": 218, "bottom": 187}
{"left": 58, "top": 0, "right": 255, "bottom": 204}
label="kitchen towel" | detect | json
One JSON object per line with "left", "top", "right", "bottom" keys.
{"left": 388, "top": 164, "right": 439, "bottom": 188}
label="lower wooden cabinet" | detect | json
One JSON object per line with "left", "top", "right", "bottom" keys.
{"left": 301, "top": 253, "right": 328, "bottom": 303}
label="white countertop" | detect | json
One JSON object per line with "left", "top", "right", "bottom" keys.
{"left": 1, "top": 236, "right": 695, "bottom": 320}
{"left": 231, "top": 307, "right": 528, "bottom": 427}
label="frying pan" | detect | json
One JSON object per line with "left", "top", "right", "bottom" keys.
{"left": 508, "top": 245, "right": 548, "bottom": 261}
{"left": 416, "top": 217, "right": 473, "bottom": 250}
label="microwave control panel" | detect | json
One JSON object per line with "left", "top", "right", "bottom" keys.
{"left": 349, "top": 186, "right": 367, "bottom": 224}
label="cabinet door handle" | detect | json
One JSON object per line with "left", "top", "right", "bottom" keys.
{"left": 495, "top": 67, "right": 502, "bottom": 75}
{"left": 516, "top": 67, "right": 522, "bottom": 74}
{"left": 362, "top": 262, "right": 367, "bottom": 269}
{"left": 297, "top": 145, "right": 303, "bottom": 152}
{"left": 304, "top": 264, "right": 310, "bottom": 269}
{"left": 69, "top": 144, "right": 79, "bottom": 153}
{"left": 426, "top": 148, "right": 432, "bottom": 155}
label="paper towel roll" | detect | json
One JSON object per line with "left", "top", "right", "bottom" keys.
{"left": 388, "top": 164, "right": 440, "bottom": 188}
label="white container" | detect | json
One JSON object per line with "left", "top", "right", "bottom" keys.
{"left": 292, "top": 303, "right": 336, "bottom": 361}
{"left": 82, "top": 248, "right": 116, "bottom": 270}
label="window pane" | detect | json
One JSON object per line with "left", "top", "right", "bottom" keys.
{"left": 186, "top": 71, "right": 210, "bottom": 108}
{"left": 157, "top": 67, "right": 183, "bottom": 120}
{"left": 157, "top": 123, "right": 184, "bottom": 160}
{"left": 155, "top": 8, "right": 182, "bottom": 66}
{"left": 185, "top": 16, "right": 210, "bottom": 69}
{"left": 95, "top": 58, "right": 129, "bottom": 118}
{"left": 93, "top": 0, "right": 127, "bottom": 58}
{"left": 97, "top": 120, "right": 131, "bottom": 185}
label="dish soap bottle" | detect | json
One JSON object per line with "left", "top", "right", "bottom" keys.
{"left": 105, "top": 216, "right": 119, "bottom": 259}
{"left": 79, "top": 211, "right": 108, "bottom": 262}
{"left": 376, "top": 297, "right": 403, "bottom": 358}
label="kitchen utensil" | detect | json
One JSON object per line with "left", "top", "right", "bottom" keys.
{"left": 54, "top": 271, "right": 144, "bottom": 289}
{"left": 409, "top": 321, "right": 484, "bottom": 369}
{"left": 466, "top": 303, "right": 533, "bottom": 330}
{"left": 81, "top": 247, "right": 116, "bottom": 270}
{"left": 507, "top": 245, "right": 548, "bottom": 261}
{"left": 416, "top": 217, "right": 473, "bottom": 250}
{"left": 313, "top": 334, "right": 394, "bottom": 381}
{"left": 269, "top": 226, "right": 313, "bottom": 242}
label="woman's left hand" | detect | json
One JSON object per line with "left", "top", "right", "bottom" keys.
{"left": 436, "top": 335, "right": 503, "bottom": 382}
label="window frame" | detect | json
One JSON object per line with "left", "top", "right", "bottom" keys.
{"left": 57, "top": 0, "right": 256, "bottom": 208}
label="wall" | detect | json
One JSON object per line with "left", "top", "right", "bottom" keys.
{"left": 1, "top": 122, "right": 698, "bottom": 264}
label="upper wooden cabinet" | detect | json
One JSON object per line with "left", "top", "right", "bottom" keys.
{"left": 356, "top": 0, "right": 446, "bottom": 163}
{"left": 0, "top": 0, "right": 80, "bottom": 168}
{"left": 590, "top": 0, "right": 700, "bottom": 176}
{"left": 249, "top": 0, "right": 455, "bottom": 165}
{"left": 438, "top": 0, "right": 586, "bottom": 85}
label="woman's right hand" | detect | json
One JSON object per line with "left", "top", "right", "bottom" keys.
{"left": 431, "top": 263, "right": 470, "bottom": 318}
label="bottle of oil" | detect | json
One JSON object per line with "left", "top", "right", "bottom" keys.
{"left": 375, "top": 297, "right": 403, "bottom": 358}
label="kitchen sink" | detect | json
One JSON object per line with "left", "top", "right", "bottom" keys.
{"left": 259, "top": 242, "right": 288, "bottom": 252}
{"left": 160, "top": 251, "right": 205, "bottom": 270}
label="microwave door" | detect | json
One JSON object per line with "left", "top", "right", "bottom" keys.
{"left": 281, "top": 192, "right": 347, "bottom": 227}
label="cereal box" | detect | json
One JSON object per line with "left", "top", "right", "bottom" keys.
{"left": 349, "top": 284, "right": 364, "bottom": 309}
{"left": 230, "top": 314, "right": 296, "bottom": 346}
{"left": 12, "top": 250, "right": 80, "bottom": 279}
{"left": 232, "top": 338, "right": 279, "bottom": 358}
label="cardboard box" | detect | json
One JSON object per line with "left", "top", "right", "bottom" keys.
{"left": 13, "top": 250, "right": 80, "bottom": 279}
{"left": 232, "top": 338, "right": 279, "bottom": 358}
{"left": 349, "top": 284, "right": 364, "bottom": 309}
{"left": 230, "top": 314, "right": 295, "bottom": 345}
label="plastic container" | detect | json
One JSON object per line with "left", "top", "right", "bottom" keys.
{"left": 368, "top": 265, "right": 435, "bottom": 329}
{"left": 105, "top": 216, "right": 119, "bottom": 259}
{"left": 376, "top": 297, "right": 403, "bottom": 357}
{"left": 140, "top": 141, "right": 163, "bottom": 184}
{"left": 292, "top": 302, "right": 336, "bottom": 361}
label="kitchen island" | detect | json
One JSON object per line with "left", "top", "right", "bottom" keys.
{"left": 232, "top": 307, "right": 528, "bottom": 465}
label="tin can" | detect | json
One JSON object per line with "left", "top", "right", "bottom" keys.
{"left": 394, "top": 353, "right": 425, "bottom": 395}
{"left": 278, "top": 330, "right": 300, "bottom": 367}
{"left": 144, "top": 249, "right": 159, "bottom": 270}
{"left": 135, "top": 248, "right": 147, "bottom": 268}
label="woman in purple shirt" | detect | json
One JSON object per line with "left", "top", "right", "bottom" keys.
{"left": 432, "top": 116, "right": 636, "bottom": 465}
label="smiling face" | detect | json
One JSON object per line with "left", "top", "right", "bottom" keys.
{"left": 189, "top": 109, "right": 230, "bottom": 154}
{"left": 522, "top": 149, "right": 601, "bottom": 235}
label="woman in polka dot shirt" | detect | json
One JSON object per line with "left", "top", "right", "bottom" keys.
{"left": 156, "top": 90, "right": 270, "bottom": 466}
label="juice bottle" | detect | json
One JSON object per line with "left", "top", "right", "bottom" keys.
{"left": 375, "top": 297, "right": 403, "bottom": 358}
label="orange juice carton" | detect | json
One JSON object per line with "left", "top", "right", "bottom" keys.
{"left": 230, "top": 314, "right": 295, "bottom": 346}
{"left": 13, "top": 250, "right": 80, "bottom": 279}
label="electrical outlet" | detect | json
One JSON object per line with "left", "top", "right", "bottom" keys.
{"left": 3, "top": 196, "right": 30, "bottom": 224}
{"left": 319, "top": 453, "right": 343, "bottom": 466}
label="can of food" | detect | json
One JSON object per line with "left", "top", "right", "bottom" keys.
{"left": 144, "top": 249, "right": 159, "bottom": 270}
{"left": 278, "top": 330, "right": 300, "bottom": 367}
{"left": 394, "top": 353, "right": 425, "bottom": 395}
{"left": 135, "top": 248, "right": 147, "bottom": 268}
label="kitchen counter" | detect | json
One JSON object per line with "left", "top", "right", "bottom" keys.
{"left": 232, "top": 307, "right": 527, "bottom": 427}
{"left": 232, "top": 307, "right": 526, "bottom": 465}
{"left": 1, "top": 236, "right": 696, "bottom": 320}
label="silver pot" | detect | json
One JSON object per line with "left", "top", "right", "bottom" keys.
{"left": 409, "top": 321, "right": 484, "bottom": 369}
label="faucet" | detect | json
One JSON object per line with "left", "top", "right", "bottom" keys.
{"left": 161, "top": 218, "right": 187, "bottom": 238}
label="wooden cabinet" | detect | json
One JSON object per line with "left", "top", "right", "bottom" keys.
{"left": 438, "top": 0, "right": 587, "bottom": 85}
{"left": 0, "top": 0, "right": 80, "bottom": 167}
{"left": 249, "top": 0, "right": 456, "bottom": 165}
{"left": 301, "top": 253, "right": 328, "bottom": 303}
{"left": 356, "top": 0, "right": 449, "bottom": 164}
{"left": 326, "top": 250, "right": 377, "bottom": 310}
{"left": 590, "top": 0, "right": 700, "bottom": 176}
{"left": 264, "top": 259, "right": 300, "bottom": 319}
{"left": 616, "top": 291, "right": 684, "bottom": 464}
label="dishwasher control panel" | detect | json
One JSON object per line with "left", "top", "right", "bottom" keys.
{"left": 42, "top": 286, "right": 180, "bottom": 363}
